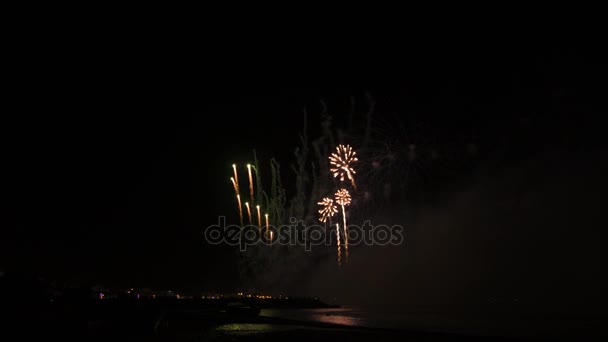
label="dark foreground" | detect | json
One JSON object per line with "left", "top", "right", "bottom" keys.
{"left": 83, "top": 300, "right": 606, "bottom": 342}
{"left": 2, "top": 293, "right": 606, "bottom": 341}
{"left": 88, "top": 307, "right": 518, "bottom": 342}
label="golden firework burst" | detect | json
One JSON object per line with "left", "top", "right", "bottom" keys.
{"left": 318, "top": 197, "right": 338, "bottom": 223}
{"left": 329, "top": 144, "right": 358, "bottom": 188}
{"left": 335, "top": 188, "right": 352, "bottom": 207}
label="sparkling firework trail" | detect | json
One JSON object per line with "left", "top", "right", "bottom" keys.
{"left": 318, "top": 197, "right": 339, "bottom": 264}
{"left": 236, "top": 194, "right": 243, "bottom": 227}
{"left": 336, "top": 223, "right": 341, "bottom": 267}
{"left": 329, "top": 144, "right": 358, "bottom": 189}
{"left": 318, "top": 197, "right": 338, "bottom": 223}
{"left": 256, "top": 205, "right": 262, "bottom": 230}
{"left": 265, "top": 213, "right": 270, "bottom": 242}
{"left": 245, "top": 202, "right": 252, "bottom": 225}
{"left": 247, "top": 164, "right": 254, "bottom": 205}
{"left": 344, "top": 220, "right": 349, "bottom": 262}
{"left": 232, "top": 164, "right": 240, "bottom": 193}
{"left": 335, "top": 188, "right": 351, "bottom": 263}
{"left": 230, "top": 177, "right": 238, "bottom": 193}
{"left": 230, "top": 176, "right": 243, "bottom": 226}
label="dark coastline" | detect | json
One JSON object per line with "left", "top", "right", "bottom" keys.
{"left": 2, "top": 275, "right": 605, "bottom": 341}
{"left": 86, "top": 299, "right": 520, "bottom": 342}
{"left": 84, "top": 297, "right": 606, "bottom": 341}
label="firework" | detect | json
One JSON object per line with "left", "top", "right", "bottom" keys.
{"left": 329, "top": 144, "right": 358, "bottom": 189}
{"left": 344, "top": 225, "right": 349, "bottom": 262}
{"left": 256, "top": 205, "right": 261, "bottom": 230}
{"left": 245, "top": 202, "right": 252, "bottom": 225}
{"left": 230, "top": 177, "right": 238, "bottom": 193}
{"left": 232, "top": 164, "right": 240, "bottom": 193}
{"left": 336, "top": 223, "right": 341, "bottom": 267}
{"left": 247, "top": 164, "right": 254, "bottom": 205}
{"left": 335, "top": 189, "right": 352, "bottom": 208}
{"left": 230, "top": 176, "right": 243, "bottom": 226}
{"left": 236, "top": 194, "right": 243, "bottom": 227}
{"left": 335, "top": 188, "right": 351, "bottom": 263}
{"left": 318, "top": 197, "right": 338, "bottom": 223}
{"left": 265, "top": 213, "right": 270, "bottom": 241}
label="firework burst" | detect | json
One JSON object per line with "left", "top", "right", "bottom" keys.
{"left": 335, "top": 188, "right": 352, "bottom": 207}
{"left": 330, "top": 144, "right": 358, "bottom": 189}
{"left": 318, "top": 197, "right": 338, "bottom": 223}
{"left": 318, "top": 197, "right": 340, "bottom": 265}
{"left": 335, "top": 188, "right": 351, "bottom": 263}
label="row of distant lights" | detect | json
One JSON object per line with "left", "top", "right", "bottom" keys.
{"left": 99, "top": 289, "right": 283, "bottom": 300}
{"left": 202, "top": 293, "right": 281, "bottom": 299}
{"left": 242, "top": 292, "right": 289, "bottom": 299}
{"left": 126, "top": 289, "right": 157, "bottom": 299}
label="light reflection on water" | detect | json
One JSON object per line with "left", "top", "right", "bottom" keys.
{"left": 261, "top": 307, "right": 369, "bottom": 327}
{"left": 259, "top": 307, "right": 606, "bottom": 339}
{"left": 215, "top": 323, "right": 304, "bottom": 334}
{"left": 213, "top": 308, "right": 369, "bottom": 335}
{"left": 212, "top": 310, "right": 367, "bottom": 337}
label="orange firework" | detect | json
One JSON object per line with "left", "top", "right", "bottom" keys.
{"left": 317, "top": 198, "right": 340, "bottom": 265}
{"left": 336, "top": 223, "right": 341, "bottom": 267}
{"left": 255, "top": 205, "right": 262, "bottom": 229}
{"left": 318, "top": 197, "right": 338, "bottom": 223}
{"left": 230, "top": 177, "right": 238, "bottom": 193}
{"left": 265, "top": 213, "right": 270, "bottom": 242}
{"left": 247, "top": 164, "right": 254, "bottom": 205}
{"left": 236, "top": 194, "right": 243, "bottom": 227}
{"left": 232, "top": 164, "right": 240, "bottom": 192}
{"left": 245, "top": 202, "right": 252, "bottom": 225}
{"left": 329, "top": 144, "right": 358, "bottom": 189}
{"left": 256, "top": 205, "right": 262, "bottom": 230}
{"left": 335, "top": 188, "right": 351, "bottom": 263}
{"left": 230, "top": 176, "right": 243, "bottom": 226}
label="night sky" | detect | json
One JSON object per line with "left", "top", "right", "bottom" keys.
{"left": 4, "top": 45, "right": 608, "bottom": 312}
